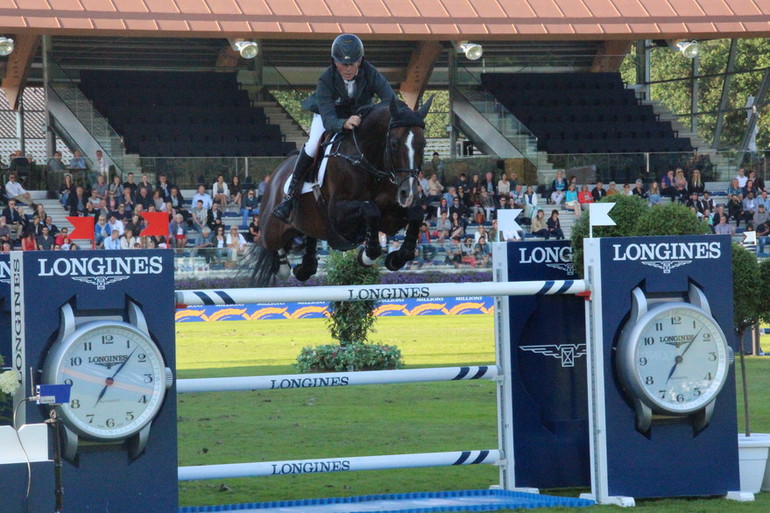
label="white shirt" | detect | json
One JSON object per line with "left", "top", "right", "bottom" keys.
{"left": 226, "top": 233, "right": 246, "bottom": 249}
{"left": 104, "top": 236, "right": 121, "bottom": 250}
{"left": 192, "top": 192, "right": 213, "bottom": 210}
{"left": 95, "top": 157, "right": 109, "bottom": 175}
{"left": 344, "top": 79, "right": 355, "bottom": 97}
{"left": 736, "top": 174, "right": 748, "bottom": 188}
{"left": 108, "top": 219, "right": 125, "bottom": 236}
{"left": 5, "top": 180, "right": 26, "bottom": 197}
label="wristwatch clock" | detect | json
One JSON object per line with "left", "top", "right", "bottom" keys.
{"left": 42, "top": 300, "right": 173, "bottom": 461}
{"left": 616, "top": 284, "right": 733, "bottom": 434}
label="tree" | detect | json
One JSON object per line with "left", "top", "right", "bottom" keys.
{"left": 732, "top": 244, "right": 764, "bottom": 436}
{"left": 324, "top": 249, "right": 381, "bottom": 346}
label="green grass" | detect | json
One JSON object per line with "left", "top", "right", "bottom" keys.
{"left": 177, "top": 316, "right": 770, "bottom": 511}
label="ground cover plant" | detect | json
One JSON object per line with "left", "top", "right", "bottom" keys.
{"left": 177, "top": 316, "right": 770, "bottom": 511}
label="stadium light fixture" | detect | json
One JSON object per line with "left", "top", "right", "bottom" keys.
{"left": 0, "top": 36, "right": 14, "bottom": 57}
{"left": 675, "top": 41, "right": 699, "bottom": 59}
{"left": 453, "top": 41, "right": 483, "bottom": 61}
{"left": 234, "top": 40, "right": 259, "bottom": 59}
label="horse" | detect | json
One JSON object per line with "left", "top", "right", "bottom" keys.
{"left": 250, "top": 97, "right": 433, "bottom": 286}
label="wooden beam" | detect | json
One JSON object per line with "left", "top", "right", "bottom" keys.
{"left": 591, "top": 40, "right": 631, "bottom": 73}
{"left": 2, "top": 34, "right": 40, "bottom": 111}
{"left": 216, "top": 45, "right": 240, "bottom": 68}
{"left": 399, "top": 41, "right": 443, "bottom": 110}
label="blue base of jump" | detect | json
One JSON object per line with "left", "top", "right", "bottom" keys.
{"left": 179, "top": 489, "right": 594, "bottom": 513}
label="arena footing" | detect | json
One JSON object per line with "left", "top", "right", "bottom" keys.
{"left": 179, "top": 489, "right": 595, "bottom": 512}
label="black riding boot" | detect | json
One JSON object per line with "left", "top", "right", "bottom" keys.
{"left": 272, "top": 150, "right": 314, "bottom": 223}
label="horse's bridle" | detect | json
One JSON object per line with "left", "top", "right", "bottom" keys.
{"left": 326, "top": 122, "right": 423, "bottom": 184}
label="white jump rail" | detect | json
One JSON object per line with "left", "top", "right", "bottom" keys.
{"left": 175, "top": 279, "right": 588, "bottom": 306}
{"left": 179, "top": 450, "right": 500, "bottom": 481}
{"left": 177, "top": 365, "right": 499, "bottom": 394}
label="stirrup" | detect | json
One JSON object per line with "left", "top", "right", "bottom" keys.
{"left": 272, "top": 197, "right": 294, "bottom": 222}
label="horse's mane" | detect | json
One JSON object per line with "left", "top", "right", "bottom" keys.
{"left": 358, "top": 100, "right": 424, "bottom": 134}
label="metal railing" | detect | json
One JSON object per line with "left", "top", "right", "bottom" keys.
{"left": 47, "top": 59, "right": 127, "bottom": 175}
{"left": 452, "top": 63, "right": 539, "bottom": 166}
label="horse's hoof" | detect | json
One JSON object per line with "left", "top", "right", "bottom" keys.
{"left": 293, "top": 262, "right": 317, "bottom": 282}
{"left": 384, "top": 251, "right": 406, "bottom": 271}
{"left": 358, "top": 247, "right": 380, "bottom": 267}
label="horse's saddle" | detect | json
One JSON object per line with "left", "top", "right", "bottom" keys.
{"left": 283, "top": 131, "right": 341, "bottom": 197}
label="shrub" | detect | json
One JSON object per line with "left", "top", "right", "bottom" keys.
{"left": 632, "top": 202, "right": 711, "bottom": 237}
{"left": 295, "top": 342, "right": 404, "bottom": 372}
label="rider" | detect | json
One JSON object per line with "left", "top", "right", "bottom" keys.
{"left": 272, "top": 33, "right": 396, "bottom": 222}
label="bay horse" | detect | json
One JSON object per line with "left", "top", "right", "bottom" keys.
{"left": 250, "top": 97, "right": 433, "bottom": 286}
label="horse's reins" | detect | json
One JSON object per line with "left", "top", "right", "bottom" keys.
{"left": 325, "top": 121, "right": 422, "bottom": 184}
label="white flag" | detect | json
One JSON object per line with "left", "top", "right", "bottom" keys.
{"left": 589, "top": 203, "right": 616, "bottom": 238}
{"left": 498, "top": 209, "right": 523, "bottom": 241}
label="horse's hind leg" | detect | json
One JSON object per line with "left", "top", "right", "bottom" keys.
{"left": 358, "top": 201, "right": 383, "bottom": 266}
{"left": 276, "top": 249, "right": 291, "bottom": 280}
{"left": 293, "top": 237, "right": 318, "bottom": 282}
{"left": 385, "top": 206, "right": 422, "bottom": 271}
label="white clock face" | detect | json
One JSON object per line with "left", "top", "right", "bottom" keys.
{"left": 622, "top": 303, "right": 729, "bottom": 414}
{"left": 44, "top": 321, "right": 167, "bottom": 441}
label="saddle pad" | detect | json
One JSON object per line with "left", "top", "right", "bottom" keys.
{"left": 283, "top": 133, "right": 338, "bottom": 196}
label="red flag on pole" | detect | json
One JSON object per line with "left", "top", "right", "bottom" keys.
{"left": 67, "top": 216, "right": 95, "bottom": 241}
{"left": 140, "top": 212, "right": 169, "bottom": 237}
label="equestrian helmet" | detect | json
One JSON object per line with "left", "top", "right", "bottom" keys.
{"left": 331, "top": 34, "right": 364, "bottom": 64}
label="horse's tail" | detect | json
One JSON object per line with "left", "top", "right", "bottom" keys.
{"left": 243, "top": 244, "right": 280, "bottom": 287}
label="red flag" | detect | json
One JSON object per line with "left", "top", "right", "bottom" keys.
{"left": 67, "top": 216, "right": 95, "bottom": 241}
{"left": 141, "top": 212, "right": 169, "bottom": 237}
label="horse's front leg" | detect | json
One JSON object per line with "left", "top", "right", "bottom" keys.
{"left": 358, "top": 201, "right": 383, "bottom": 266}
{"left": 385, "top": 205, "right": 422, "bottom": 271}
{"left": 293, "top": 237, "right": 318, "bottom": 281}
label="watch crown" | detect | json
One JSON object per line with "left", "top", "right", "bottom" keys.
{"left": 165, "top": 367, "right": 174, "bottom": 389}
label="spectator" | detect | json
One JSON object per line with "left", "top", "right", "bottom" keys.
{"left": 688, "top": 168, "right": 704, "bottom": 195}
{"left": 605, "top": 181, "right": 620, "bottom": 196}
{"left": 547, "top": 209, "right": 564, "bottom": 240}
{"left": 591, "top": 181, "right": 606, "bottom": 202}
{"left": 94, "top": 150, "right": 109, "bottom": 180}
{"left": 36, "top": 226, "right": 54, "bottom": 250}
{"left": 435, "top": 211, "right": 452, "bottom": 242}
{"left": 207, "top": 203, "right": 224, "bottom": 230}
{"left": 120, "top": 230, "right": 137, "bottom": 250}
{"left": 5, "top": 173, "right": 33, "bottom": 205}
{"left": 497, "top": 173, "right": 511, "bottom": 198}
{"left": 757, "top": 220, "right": 770, "bottom": 257}
{"left": 754, "top": 204, "right": 768, "bottom": 230}
{"left": 564, "top": 183, "right": 581, "bottom": 218}
{"left": 107, "top": 214, "right": 125, "bottom": 236}
{"left": 735, "top": 168, "right": 748, "bottom": 188}
{"left": 749, "top": 169, "right": 765, "bottom": 192}
{"left": 2, "top": 199, "right": 24, "bottom": 240}
{"left": 55, "top": 227, "right": 71, "bottom": 247}
{"left": 230, "top": 176, "right": 243, "bottom": 208}
{"left": 47, "top": 151, "right": 65, "bottom": 173}
{"left": 257, "top": 174, "right": 271, "bottom": 208}
{"left": 20, "top": 229, "right": 37, "bottom": 250}
{"left": 136, "top": 187, "right": 153, "bottom": 210}
{"left": 743, "top": 191, "right": 759, "bottom": 226}
{"left": 191, "top": 199, "right": 209, "bottom": 232}
{"left": 226, "top": 226, "right": 247, "bottom": 261}
{"left": 94, "top": 216, "right": 109, "bottom": 247}
{"left": 661, "top": 169, "right": 676, "bottom": 198}
{"left": 449, "top": 196, "right": 467, "bottom": 219}
{"left": 550, "top": 170, "right": 567, "bottom": 204}
{"left": 69, "top": 150, "right": 87, "bottom": 171}
{"left": 152, "top": 189, "right": 166, "bottom": 211}
{"left": 169, "top": 187, "right": 186, "bottom": 217}
{"left": 631, "top": 180, "right": 647, "bottom": 199}
{"left": 43, "top": 216, "right": 59, "bottom": 236}
{"left": 196, "top": 226, "right": 215, "bottom": 264}
{"left": 473, "top": 236, "right": 491, "bottom": 267}
{"left": 623, "top": 183, "right": 634, "bottom": 196}
{"left": 523, "top": 185, "right": 538, "bottom": 219}
{"left": 58, "top": 173, "right": 75, "bottom": 208}
{"left": 212, "top": 174, "right": 230, "bottom": 209}
{"left": 192, "top": 184, "right": 213, "bottom": 210}
{"left": 213, "top": 226, "right": 227, "bottom": 261}
{"left": 698, "top": 191, "right": 716, "bottom": 214}
{"left": 479, "top": 189, "right": 496, "bottom": 222}
{"left": 426, "top": 152, "right": 445, "bottom": 183}
{"left": 728, "top": 195, "right": 744, "bottom": 227}
{"left": 156, "top": 174, "right": 173, "bottom": 201}
{"left": 427, "top": 173, "right": 444, "bottom": 203}
{"left": 247, "top": 214, "right": 260, "bottom": 243}
{"left": 169, "top": 213, "right": 188, "bottom": 251}
{"left": 727, "top": 178, "right": 742, "bottom": 198}
{"left": 510, "top": 184, "right": 524, "bottom": 209}
{"left": 103, "top": 229, "right": 122, "bottom": 250}
{"left": 530, "top": 209, "right": 549, "bottom": 239}
{"left": 68, "top": 185, "right": 88, "bottom": 216}
{"left": 0, "top": 217, "right": 10, "bottom": 246}
{"left": 449, "top": 211, "right": 466, "bottom": 240}
{"left": 648, "top": 182, "right": 662, "bottom": 205}
{"left": 241, "top": 189, "right": 260, "bottom": 228}
{"left": 742, "top": 179, "right": 759, "bottom": 199}
{"left": 714, "top": 214, "right": 734, "bottom": 235}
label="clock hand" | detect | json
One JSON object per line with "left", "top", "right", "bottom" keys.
{"left": 95, "top": 347, "right": 138, "bottom": 407}
{"left": 665, "top": 327, "right": 705, "bottom": 384}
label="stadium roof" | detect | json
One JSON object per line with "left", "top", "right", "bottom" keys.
{"left": 0, "top": 0, "right": 768, "bottom": 39}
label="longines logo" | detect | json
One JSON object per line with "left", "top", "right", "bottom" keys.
{"left": 612, "top": 242, "right": 720, "bottom": 274}
{"left": 88, "top": 354, "right": 129, "bottom": 369}
{"left": 518, "top": 246, "right": 575, "bottom": 275}
{"left": 519, "top": 344, "right": 587, "bottom": 367}
{"left": 0, "top": 259, "right": 9, "bottom": 284}
{"left": 37, "top": 256, "right": 163, "bottom": 289}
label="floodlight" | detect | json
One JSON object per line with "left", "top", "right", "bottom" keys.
{"left": 675, "top": 41, "right": 698, "bottom": 59}
{"left": 235, "top": 40, "right": 259, "bottom": 60}
{"left": 0, "top": 37, "right": 14, "bottom": 57}
{"left": 458, "top": 42, "right": 483, "bottom": 61}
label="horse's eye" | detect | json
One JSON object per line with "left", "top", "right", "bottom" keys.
{"left": 389, "top": 139, "right": 399, "bottom": 150}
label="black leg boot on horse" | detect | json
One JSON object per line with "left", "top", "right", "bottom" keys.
{"left": 272, "top": 150, "right": 315, "bottom": 223}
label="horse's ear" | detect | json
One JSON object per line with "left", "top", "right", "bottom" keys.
{"left": 389, "top": 97, "right": 400, "bottom": 119}
{"left": 417, "top": 95, "right": 434, "bottom": 119}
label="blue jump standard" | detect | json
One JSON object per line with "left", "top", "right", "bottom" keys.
{"left": 179, "top": 489, "right": 594, "bottom": 513}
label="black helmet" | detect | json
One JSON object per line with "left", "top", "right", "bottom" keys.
{"left": 331, "top": 34, "right": 364, "bottom": 64}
